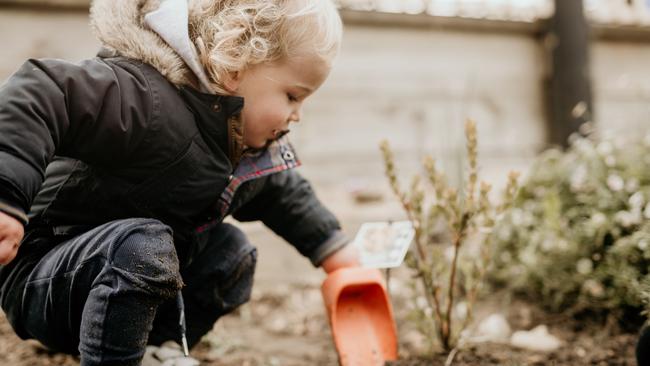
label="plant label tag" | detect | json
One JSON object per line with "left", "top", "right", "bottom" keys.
{"left": 352, "top": 221, "right": 415, "bottom": 268}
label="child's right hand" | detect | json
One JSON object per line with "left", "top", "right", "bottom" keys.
{"left": 0, "top": 211, "right": 24, "bottom": 265}
{"left": 321, "top": 243, "right": 361, "bottom": 274}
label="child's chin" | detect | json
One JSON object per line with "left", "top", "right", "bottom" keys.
{"left": 244, "top": 140, "right": 268, "bottom": 150}
{"left": 244, "top": 138, "right": 264, "bottom": 148}
{"left": 253, "top": 141, "right": 268, "bottom": 149}
{"left": 262, "top": 139, "right": 274, "bottom": 148}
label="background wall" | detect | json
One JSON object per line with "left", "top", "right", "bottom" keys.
{"left": 1, "top": 3, "right": 650, "bottom": 194}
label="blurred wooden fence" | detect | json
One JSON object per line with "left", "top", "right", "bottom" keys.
{"left": 1, "top": 1, "right": 649, "bottom": 189}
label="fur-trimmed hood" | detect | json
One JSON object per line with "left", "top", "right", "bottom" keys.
{"left": 90, "top": 0, "right": 198, "bottom": 89}
{"left": 90, "top": 0, "right": 249, "bottom": 162}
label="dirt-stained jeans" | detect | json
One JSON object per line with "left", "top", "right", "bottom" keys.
{"left": 0, "top": 218, "right": 256, "bottom": 366}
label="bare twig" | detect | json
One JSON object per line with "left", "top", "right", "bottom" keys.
{"left": 444, "top": 347, "right": 459, "bottom": 366}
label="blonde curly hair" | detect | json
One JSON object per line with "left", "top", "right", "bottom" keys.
{"left": 188, "top": 0, "right": 342, "bottom": 94}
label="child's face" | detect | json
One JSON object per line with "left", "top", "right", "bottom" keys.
{"left": 232, "top": 55, "right": 331, "bottom": 149}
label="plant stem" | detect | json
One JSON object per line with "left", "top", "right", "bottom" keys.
{"left": 420, "top": 268, "right": 444, "bottom": 342}
{"left": 444, "top": 227, "right": 465, "bottom": 350}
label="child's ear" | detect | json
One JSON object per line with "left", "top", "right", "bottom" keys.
{"left": 222, "top": 71, "right": 242, "bottom": 94}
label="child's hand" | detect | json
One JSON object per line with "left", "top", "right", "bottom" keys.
{"left": 321, "top": 243, "right": 361, "bottom": 274}
{"left": 0, "top": 211, "right": 24, "bottom": 265}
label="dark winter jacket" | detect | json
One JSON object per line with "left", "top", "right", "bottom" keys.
{"left": 0, "top": 0, "right": 349, "bottom": 267}
{"left": 0, "top": 54, "right": 346, "bottom": 266}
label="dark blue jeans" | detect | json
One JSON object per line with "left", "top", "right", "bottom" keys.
{"left": 0, "top": 218, "right": 256, "bottom": 366}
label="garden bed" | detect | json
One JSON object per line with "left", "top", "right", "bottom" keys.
{"left": 0, "top": 282, "right": 639, "bottom": 366}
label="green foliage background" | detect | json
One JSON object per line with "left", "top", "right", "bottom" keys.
{"left": 491, "top": 135, "right": 650, "bottom": 323}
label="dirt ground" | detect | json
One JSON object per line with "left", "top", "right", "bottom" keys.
{"left": 0, "top": 276, "right": 640, "bottom": 366}
{"left": 387, "top": 302, "right": 639, "bottom": 366}
{"left": 0, "top": 189, "right": 642, "bottom": 365}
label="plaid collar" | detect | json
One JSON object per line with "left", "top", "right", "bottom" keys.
{"left": 214, "top": 134, "right": 300, "bottom": 221}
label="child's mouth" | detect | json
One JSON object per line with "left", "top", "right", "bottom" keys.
{"left": 262, "top": 130, "right": 290, "bottom": 149}
{"left": 271, "top": 129, "right": 290, "bottom": 140}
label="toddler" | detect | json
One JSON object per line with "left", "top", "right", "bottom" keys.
{"left": 0, "top": 0, "right": 358, "bottom": 365}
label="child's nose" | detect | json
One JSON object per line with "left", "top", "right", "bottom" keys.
{"left": 289, "top": 109, "right": 301, "bottom": 123}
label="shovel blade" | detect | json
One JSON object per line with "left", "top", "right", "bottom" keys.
{"left": 322, "top": 267, "right": 398, "bottom": 366}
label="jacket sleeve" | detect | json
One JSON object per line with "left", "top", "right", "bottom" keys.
{"left": 232, "top": 170, "right": 349, "bottom": 266}
{"left": 0, "top": 58, "right": 153, "bottom": 225}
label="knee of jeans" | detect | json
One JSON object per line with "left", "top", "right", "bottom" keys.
{"left": 220, "top": 249, "right": 257, "bottom": 311}
{"left": 110, "top": 219, "right": 182, "bottom": 295}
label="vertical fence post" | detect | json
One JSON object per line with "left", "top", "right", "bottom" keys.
{"left": 544, "top": 0, "right": 593, "bottom": 148}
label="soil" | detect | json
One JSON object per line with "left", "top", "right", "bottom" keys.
{"left": 388, "top": 335, "right": 637, "bottom": 366}
{"left": 0, "top": 281, "right": 639, "bottom": 366}
{"left": 386, "top": 293, "right": 640, "bottom": 366}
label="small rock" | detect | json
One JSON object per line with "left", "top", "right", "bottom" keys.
{"left": 474, "top": 313, "right": 511, "bottom": 343}
{"left": 510, "top": 325, "right": 563, "bottom": 352}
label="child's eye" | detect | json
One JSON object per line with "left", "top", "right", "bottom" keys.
{"left": 287, "top": 94, "right": 297, "bottom": 102}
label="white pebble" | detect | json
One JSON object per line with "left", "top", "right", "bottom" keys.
{"left": 510, "top": 325, "right": 563, "bottom": 352}
{"left": 474, "top": 313, "right": 511, "bottom": 343}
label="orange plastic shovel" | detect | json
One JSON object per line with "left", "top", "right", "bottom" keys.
{"left": 321, "top": 267, "right": 398, "bottom": 366}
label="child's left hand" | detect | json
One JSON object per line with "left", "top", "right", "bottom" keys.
{"left": 321, "top": 244, "right": 361, "bottom": 274}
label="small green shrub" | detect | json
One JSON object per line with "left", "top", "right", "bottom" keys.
{"left": 381, "top": 120, "right": 518, "bottom": 352}
{"left": 491, "top": 134, "right": 650, "bottom": 323}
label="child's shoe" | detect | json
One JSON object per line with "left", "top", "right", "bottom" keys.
{"left": 142, "top": 341, "right": 200, "bottom": 366}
